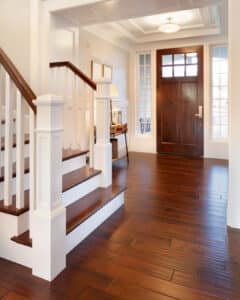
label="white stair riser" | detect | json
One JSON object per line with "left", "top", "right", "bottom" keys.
{"left": 0, "top": 173, "right": 29, "bottom": 200}
{"left": 62, "top": 154, "right": 87, "bottom": 175}
{"left": 0, "top": 144, "right": 29, "bottom": 168}
{"left": 0, "top": 211, "right": 32, "bottom": 268}
{"left": 66, "top": 192, "right": 124, "bottom": 254}
{"left": 63, "top": 174, "right": 101, "bottom": 207}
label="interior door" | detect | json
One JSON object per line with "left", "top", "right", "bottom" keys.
{"left": 156, "top": 46, "right": 204, "bottom": 157}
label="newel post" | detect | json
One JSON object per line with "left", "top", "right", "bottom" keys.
{"left": 94, "top": 80, "right": 112, "bottom": 187}
{"left": 31, "top": 95, "right": 66, "bottom": 281}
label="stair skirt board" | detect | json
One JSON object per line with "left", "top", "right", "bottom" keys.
{"left": 66, "top": 192, "right": 124, "bottom": 254}
{"left": 0, "top": 173, "right": 29, "bottom": 200}
{"left": 0, "top": 212, "right": 32, "bottom": 268}
{"left": 62, "top": 154, "right": 87, "bottom": 175}
{"left": 0, "top": 144, "right": 29, "bottom": 168}
{"left": 63, "top": 174, "right": 101, "bottom": 207}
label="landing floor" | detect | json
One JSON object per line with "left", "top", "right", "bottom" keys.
{"left": 0, "top": 153, "right": 240, "bottom": 300}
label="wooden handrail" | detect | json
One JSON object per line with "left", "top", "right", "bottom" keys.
{"left": 0, "top": 48, "right": 36, "bottom": 114}
{"left": 50, "top": 61, "right": 97, "bottom": 91}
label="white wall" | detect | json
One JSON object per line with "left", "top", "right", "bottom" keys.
{"left": 0, "top": 0, "right": 31, "bottom": 81}
{"left": 129, "top": 35, "right": 229, "bottom": 159}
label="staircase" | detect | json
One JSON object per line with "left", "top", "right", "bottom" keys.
{"left": 0, "top": 48, "right": 126, "bottom": 281}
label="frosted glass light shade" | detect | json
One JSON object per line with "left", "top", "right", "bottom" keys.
{"left": 159, "top": 22, "right": 180, "bottom": 33}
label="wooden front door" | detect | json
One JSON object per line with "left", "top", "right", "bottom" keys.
{"left": 156, "top": 46, "right": 204, "bottom": 157}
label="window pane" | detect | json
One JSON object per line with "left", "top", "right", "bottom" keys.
{"left": 162, "top": 55, "right": 172, "bottom": 65}
{"left": 174, "top": 66, "right": 185, "bottom": 77}
{"left": 211, "top": 46, "right": 228, "bottom": 139}
{"left": 186, "top": 65, "right": 198, "bottom": 76}
{"left": 162, "top": 66, "right": 173, "bottom": 78}
{"left": 139, "top": 55, "right": 145, "bottom": 65}
{"left": 137, "top": 52, "right": 152, "bottom": 135}
{"left": 174, "top": 54, "right": 184, "bottom": 65}
{"left": 186, "top": 53, "right": 198, "bottom": 64}
{"left": 145, "top": 54, "right": 151, "bottom": 65}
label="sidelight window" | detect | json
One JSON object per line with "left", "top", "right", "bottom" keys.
{"left": 211, "top": 46, "right": 228, "bottom": 139}
{"left": 136, "top": 52, "right": 152, "bottom": 135}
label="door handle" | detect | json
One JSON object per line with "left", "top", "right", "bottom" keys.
{"left": 195, "top": 105, "right": 203, "bottom": 119}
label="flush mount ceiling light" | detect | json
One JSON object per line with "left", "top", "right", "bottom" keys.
{"left": 159, "top": 17, "right": 180, "bottom": 34}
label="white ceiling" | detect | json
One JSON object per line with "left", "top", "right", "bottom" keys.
{"left": 55, "top": 0, "right": 227, "bottom": 47}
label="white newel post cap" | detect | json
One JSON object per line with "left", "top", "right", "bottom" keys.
{"left": 33, "top": 94, "right": 64, "bottom": 130}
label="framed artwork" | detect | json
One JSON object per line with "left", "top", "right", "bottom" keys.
{"left": 103, "top": 64, "right": 112, "bottom": 81}
{"left": 91, "top": 61, "right": 103, "bottom": 80}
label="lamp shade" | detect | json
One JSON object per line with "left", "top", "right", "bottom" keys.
{"left": 110, "top": 84, "right": 119, "bottom": 98}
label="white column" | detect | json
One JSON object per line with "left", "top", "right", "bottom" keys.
{"left": 94, "top": 80, "right": 112, "bottom": 187}
{"left": 31, "top": 95, "right": 66, "bottom": 281}
{"left": 228, "top": 0, "right": 240, "bottom": 228}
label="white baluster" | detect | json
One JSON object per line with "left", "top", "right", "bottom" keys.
{"left": 81, "top": 82, "right": 87, "bottom": 150}
{"left": 4, "top": 73, "right": 13, "bottom": 206}
{"left": 16, "top": 90, "right": 24, "bottom": 209}
{"left": 63, "top": 67, "right": 69, "bottom": 149}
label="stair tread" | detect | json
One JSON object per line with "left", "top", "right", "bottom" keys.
{"left": 66, "top": 184, "right": 127, "bottom": 234}
{"left": 11, "top": 184, "right": 126, "bottom": 247}
{"left": 1, "top": 134, "right": 30, "bottom": 151}
{"left": 0, "top": 190, "right": 29, "bottom": 216}
{"left": 11, "top": 230, "right": 32, "bottom": 248}
{"left": 0, "top": 166, "right": 101, "bottom": 214}
{"left": 62, "top": 148, "right": 89, "bottom": 161}
{"left": 0, "top": 148, "right": 89, "bottom": 182}
{"left": 63, "top": 167, "right": 101, "bottom": 192}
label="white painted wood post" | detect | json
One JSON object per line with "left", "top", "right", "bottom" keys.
{"left": 94, "top": 80, "right": 112, "bottom": 187}
{"left": 227, "top": 0, "right": 240, "bottom": 228}
{"left": 31, "top": 95, "right": 66, "bottom": 281}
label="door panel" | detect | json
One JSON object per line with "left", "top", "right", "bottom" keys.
{"left": 157, "top": 46, "right": 203, "bottom": 157}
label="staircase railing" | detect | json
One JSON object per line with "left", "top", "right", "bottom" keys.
{"left": 50, "top": 61, "right": 96, "bottom": 167}
{"left": 0, "top": 48, "right": 36, "bottom": 210}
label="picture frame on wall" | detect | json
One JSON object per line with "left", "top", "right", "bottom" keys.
{"left": 103, "top": 64, "right": 112, "bottom": 81}
{"left": 91, "top": 60, "right": 103, "bottom": 80}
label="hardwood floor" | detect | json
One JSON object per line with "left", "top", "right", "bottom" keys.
{"left": 1, "top": 153, "right": 240, "bottom": 300}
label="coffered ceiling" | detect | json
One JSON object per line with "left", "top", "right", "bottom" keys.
{"left": 55, "top": 0, "right": 227, "bottom": 47}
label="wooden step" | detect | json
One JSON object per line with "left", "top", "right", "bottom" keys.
{"left": 0, "top": 149, "right": 89, "bottom": 183}
{"left": 0, "top": 190, "right": 29, "bottom": 216}
{"left": 62, "top": 148, "right": 88, "bottom": 161}
{"left": 11, "top": 185, "right": 126, "bottom": 247}
{"left": 66, "top": 184, "right": 127, "bottom": 234}
{"left": 63, "top": 167, "right": 101, "bottom": 192}
{"left": 1, "top": 166, "right": 100, "bottom": 215}
{"left": 1, "top": 134, "right": 29, "bottom": 151}
{"left": 11, "top": 230, "right": 32, "bottom": 248}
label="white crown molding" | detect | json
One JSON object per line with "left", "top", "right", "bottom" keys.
{"left": 135, "top": 27, "right": 221, "bottom": 43}
{"left": 44, "top": 0, "right": 105, "bottom": 12}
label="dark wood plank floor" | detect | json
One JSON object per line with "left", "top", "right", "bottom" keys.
{"left": 1, "top": 153, "right": 240, "bottom": 300}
